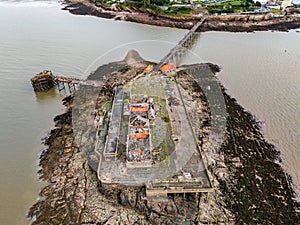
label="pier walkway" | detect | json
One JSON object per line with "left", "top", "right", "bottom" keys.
{"left": 156, "top": 17, "right": 206, "bottom": 69}
{"left": 31, "top": 70, "right": 104, "bottom": 93}
{"left": 53, "top": 76, "right": 103, "bottom": 87}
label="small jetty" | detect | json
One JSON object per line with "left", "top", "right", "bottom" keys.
{"left": 31, "top": 70, "right": 56, "bottom": 92}
{"left": 31, "top": 70, "right": 104, "bottom": 93}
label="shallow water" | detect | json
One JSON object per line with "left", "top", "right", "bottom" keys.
{"left": 0, "top": 1, "right": 299, "bottom": 224}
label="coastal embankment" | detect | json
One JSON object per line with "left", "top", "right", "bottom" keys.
{"left": 62, "top": 0, "right": 300, "bottom": 32}
{"left": 28, "top": 52, "right": 300, "bottom": 224}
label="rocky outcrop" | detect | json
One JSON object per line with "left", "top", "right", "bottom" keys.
{"left": 176, "top": 72, "right": 300, "bottom": 224}
{"left": 218, "top": 93, "right": 300, "bottom": 224}
{"left": 28, "top": 95, "right": 152, "bottom": 225}
{"left": 28, "top": 58, "right": 299, "bottom": 224}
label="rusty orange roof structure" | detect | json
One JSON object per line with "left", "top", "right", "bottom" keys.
{"left": 143, "top": 65, "right": 153, "bottom": 73}
{"left": 130, "top": 106, "right": 148, "bottom": 112}
{"left": 160, "top": 63, "right": 175, "bottom": 71}
{"left": 129, "top": 132, "right": 149, "bottom": 139}
{"left": 133, "top": 149, "right": 143, "bottom": 156}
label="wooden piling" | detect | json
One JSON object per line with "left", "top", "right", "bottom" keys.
{"left": 31, "top": 70, "right": 55, "bottom": 92}
{"left": 69, "top": 82, "right": 76, "bottom": 94}
{"left": 57, "top": 81, "right": 65, "bottom": 92}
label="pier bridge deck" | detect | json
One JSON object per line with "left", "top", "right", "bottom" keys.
{"left": 156, "top": 17, "right": 206, "bottom": 69}
{"left": 31, "top": 70, "right": 104, "bottom": 92}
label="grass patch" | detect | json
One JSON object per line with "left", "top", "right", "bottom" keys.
{"left": 207, "top": 0, "right": 259, "bottom": 14}
{"left": 162, "top": 139, "right": 168, "bottom": 161}
{"left": 162, "top": 116, "right": 170, "bottom": 123}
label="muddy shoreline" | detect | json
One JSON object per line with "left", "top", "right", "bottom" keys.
{"left": 28, "top": 57, "right": 299, "bottom": 224}
{"left": 62, "top": 0, "right": 300, "bottom": 32}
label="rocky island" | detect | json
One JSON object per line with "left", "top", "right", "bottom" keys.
{"left": 27, "top": 1, "right": 300, "bottom": 224}
{"left": 28, "top": 49, "right": 299, "bottom": 224}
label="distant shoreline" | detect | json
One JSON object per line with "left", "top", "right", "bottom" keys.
{"left": 62, "top": 0, "right": 300, "bottom": 32}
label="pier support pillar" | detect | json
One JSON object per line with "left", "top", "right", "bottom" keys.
{"left": 58, "top": 81, "right": 65, "bottom": 92}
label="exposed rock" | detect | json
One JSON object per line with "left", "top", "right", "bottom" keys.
{"left": 28, "top": 59, "right": 299, "bottom": 224}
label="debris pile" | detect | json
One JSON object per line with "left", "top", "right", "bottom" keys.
{"left": 126, "top": 95, "right": 155, "bottom": 167}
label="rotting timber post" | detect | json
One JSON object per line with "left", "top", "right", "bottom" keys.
{"left": 31, "top": 70, "right": 55, "bottom": 92}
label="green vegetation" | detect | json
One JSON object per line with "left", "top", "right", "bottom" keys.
{"left": 102, "top": 0, "right": 262, "bottom": 15}
{"left": 102, "top": 101, "right": 112, "bottom": 112}
{"left": 102, "top": 101, "right": 112, "bottom": 125}
{"left": 95, "top": 0, "right": 111, "bottom": 7}
{"left": 162, "top": 116, "right": 170, "bottom": 123}
{"left": 269, "top": 8, "right": 284, "bottom": 14}
{"left": 162, "top": 139, "right": 168, "bottom": 161}
{"left": 160, "top": 6, "right": 193, "bottom": 16}
{"left": 206, "top": 0, "right": 259, "bottom": 14}
{"left": 104, "top": 0, "right": 193, "bottom": 16}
